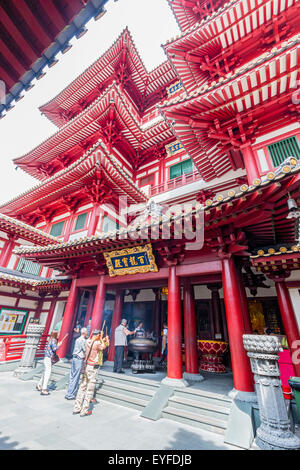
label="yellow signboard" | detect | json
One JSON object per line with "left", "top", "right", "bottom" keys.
{"left": 104, "top": 244, "right": 158, "bottom": 277}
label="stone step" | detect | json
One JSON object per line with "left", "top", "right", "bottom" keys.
{"left": 101, "top": 380, "right": 156, "bottom": 401}
{"left": 96, "top": 388, "right": 148, "bottom": 411}
{"left": 168, "top": 395, "right": 230, "bottom": 422}
{"left": 174, "top": 386, "right": 232, "bottom": 406}
{"left": 162, "top": 406, "right": 227, "bottom": 435}
{"left": 98, "top": 370, "right": 160, "bottom": 391}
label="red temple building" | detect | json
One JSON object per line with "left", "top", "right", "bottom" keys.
{"left": 0, "top": 0, "right": 300, "bottom": 445}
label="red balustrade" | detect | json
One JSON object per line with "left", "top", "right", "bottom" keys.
{"left": 150, "top": 170, "right": 202, "bottom": 196}
{"left": 0, "top": 334, "right": 49, "bottom": 362}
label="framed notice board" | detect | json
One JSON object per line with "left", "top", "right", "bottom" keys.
{"left": 0, "top": 307, "right": 29, "bottom": 335}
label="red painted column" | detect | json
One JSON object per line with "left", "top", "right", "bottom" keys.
{"left": 167, "top": 265, "right": 183, "bottom": 379}
{"left": 90, "top": 275, "right": 106, "bottom": 332}
{"left": 108, "top": 289, "right": 124, "bottom": 362}
{"left": 183, "top": 279, "right": 199, "bottom": 375}
{"left": 222, "top": 257, "right": 254, "bottom": 392}
{"left": 275, "top": 281, "right": 300, "bottom": 377}
{"left": 87, "top": 204, "right": 101, "bottom": 237}
{"left": 0, "top": 236, "right": 16, "bottom": 267}
{"left": 242, "top": 144, "right": 260, "bottom": 186}
{"left": 58, "top": 278, "right": 78, "bottom": 358}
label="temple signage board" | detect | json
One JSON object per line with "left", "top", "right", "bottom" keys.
{"left": 104, "top": 244, "right": 158, "bottom": 277}
{"left": 0, "top": 307, "right": 28, "bottom": 335}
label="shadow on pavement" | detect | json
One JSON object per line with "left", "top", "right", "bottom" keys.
{"left": 0, "top": 432, "right": 28, "bottom": 451}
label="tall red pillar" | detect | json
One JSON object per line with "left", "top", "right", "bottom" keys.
{"left": 90, "top": 276, "right": 106, "bottom": 332}
{"left": 183, "top": 279, "right": 201, "bottom": 379}
{"left": 108, "top": 289, "right": 124, "bottom": 362}
{"left": 58, "top": 278, "right": 78, "bottom": 358}
{"left": 242, "top": 144, "right": 260, "bottom": 186}
{"left": 222, "top": 257, "right": 254, "bottom": 392}
{"left": 275, "top": 281, "right": 300, "bottom": 377}
{"left": 162, "top": 265, "right": 188, "bottom": 386}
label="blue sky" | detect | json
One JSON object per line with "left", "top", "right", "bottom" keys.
{"left": 0, "top": 0, "right": 180, "bottom": 204}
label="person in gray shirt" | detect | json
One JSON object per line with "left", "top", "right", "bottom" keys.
{"left": 113, "top": 319, "right": 136, "bottom": 373}
{"left": 65, "top": 327, "right": 87, "bottom": 400}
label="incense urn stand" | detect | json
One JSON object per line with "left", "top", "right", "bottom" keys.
{"left": 198, "top": 340, "right": 228, "bottom": 373}
{"left": 14, "top": 324, "right": 45, "bottom": 377}
{"left": 243, "top": 334, "right": 300, "bottom": 450}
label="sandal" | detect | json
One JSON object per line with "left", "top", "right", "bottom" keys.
{"left": 40, "top": 391, "right": 50, "bottom": 396}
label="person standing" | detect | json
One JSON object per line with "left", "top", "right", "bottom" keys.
{"left": 160, "top": 322, "right": 168, "bottom": 364}
{"left": 73, "top": 329, "right": 104, "bottom": 417}
{"left": 69, "top": 319, "right": 82, "bottom": 357}
{"left": 113, "top": 319, "right": 136, "bottom": 374}
{"left": 36, "top": 331, "right": 66, "bottom": 395}
{"left": 65, "top": 327, "right": 88, "bottom": 400}
{"left": 86, "top": 318, "right": 92, "bottom": 339}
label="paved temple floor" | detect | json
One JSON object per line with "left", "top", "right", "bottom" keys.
{"left": 0, "top": 371, "right": 240, "bottom": 451}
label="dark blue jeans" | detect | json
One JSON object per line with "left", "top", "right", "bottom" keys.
{"left": 113, "top": 346, "right": 124, "bottom": 372}
{"left": 161, "top": 345, "right": 167, "bottom": 362}
{"left": 65, "top": 356, "right": 83, "bottom": 399}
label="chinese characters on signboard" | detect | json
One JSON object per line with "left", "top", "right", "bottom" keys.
{"left": 104, "top": 244, "right": 158, "bottom": 277}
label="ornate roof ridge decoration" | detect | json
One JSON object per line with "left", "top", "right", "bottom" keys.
{"left": 166, "top": 0, "right": 240, "bottom": 41}
{"left": 2, "top": 140, "right": 103, "bottom": 208}
{"left": 1, "top": 139, "right": 148, "bottom": 215}
{"left": 14, "top": 157, "right": 300, "bottom": 257}
{"left": 39, "top": 26, "right": 177, "bottom": 125}
{"left": 165, "top": 0, "right": 296, "bottom": 49}
{"left": 0, "top": 213, "right": 60, "bottom": 245}
{"left": 160, "top": 34, "right": 300, "bottom": 108}
{"left": 0, "top": 0, "right": 109, "bottom": 119}
{"left": 14, "top": 81, "right": 172, "bottom": 176}
{"left": 0, "top": 272, "right": 69, "bottom": 291}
